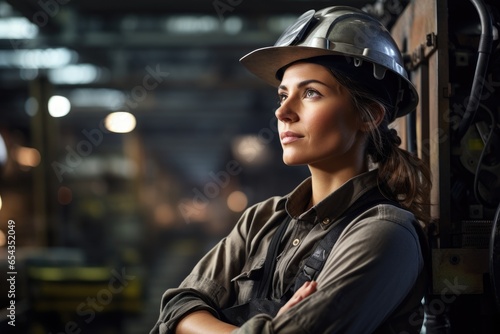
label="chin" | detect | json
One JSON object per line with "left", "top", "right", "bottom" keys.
{"left": 282, "top": 156, "right": 307, "bottom": 166}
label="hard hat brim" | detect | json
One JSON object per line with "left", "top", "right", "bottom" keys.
{"left": 239, "top": 45, "right": 419, "bottom": 120}
{"left": 240, "top": 46, "right": 334, "bottom": 87}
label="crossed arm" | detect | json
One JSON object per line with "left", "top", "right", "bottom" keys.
{"left": 175, "top": 281, "right": 318, "bottom": 334}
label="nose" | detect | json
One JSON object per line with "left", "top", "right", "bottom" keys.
{"left": 275, "top": 97, "right": 299, "bottom": 123}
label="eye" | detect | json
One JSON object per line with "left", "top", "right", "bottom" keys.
{"left": 277, "top": 93, "right": 287, "bottom": 105}
{"left": 304, "top": 88, "right": 320, "bottom": 98}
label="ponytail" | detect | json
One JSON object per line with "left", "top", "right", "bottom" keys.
{"left": 331, "top": 69, "right": 432, "bottom": 224}
{"left": 367, "top": 120, "right": 432, "bottom": 224}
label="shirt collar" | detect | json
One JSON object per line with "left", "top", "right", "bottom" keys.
{"left": 276, "top": 169, "right": 379, "bottom": 229}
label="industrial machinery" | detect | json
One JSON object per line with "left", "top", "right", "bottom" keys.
{"left": 390, "top": 0, "right": 500, "bottom": 332}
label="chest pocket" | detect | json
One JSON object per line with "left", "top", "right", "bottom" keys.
{"left": 230, "top": 257, "right": 265, "bottom": 305}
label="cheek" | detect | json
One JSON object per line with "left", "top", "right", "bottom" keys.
{"left": 311, "top": 108, "right": 360, "bottom": 144}
{"left": 308, "top": 107, "right": 346, "bottom": 133}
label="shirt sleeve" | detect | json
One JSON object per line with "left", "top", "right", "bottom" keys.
{"left": 150, "top": 198, "right": 282, "bottom": 334}
{"left": 231, "top": 205, "right": 424, "bottom": 334}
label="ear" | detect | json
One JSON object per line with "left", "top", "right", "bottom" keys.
{"left": 359, "top": 102, "right": 385, "bottom": 132}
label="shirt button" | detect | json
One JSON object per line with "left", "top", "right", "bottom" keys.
{"left": 322, "top": 218, "right": 331, "bottom": 225}
{"left": 292, "top": 238, "right": 300, "bottom": 246}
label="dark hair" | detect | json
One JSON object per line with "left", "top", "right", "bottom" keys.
{"left": 332, "top": 70, "right": 433, "bottom": 224}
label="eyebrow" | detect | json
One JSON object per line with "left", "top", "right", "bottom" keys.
{"left": 278, "top": 79, "right": 330, "bottom": 91}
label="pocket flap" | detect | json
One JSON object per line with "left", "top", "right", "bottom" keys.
{"left": 231, "top": 257, "right": 265, "bottom": 282}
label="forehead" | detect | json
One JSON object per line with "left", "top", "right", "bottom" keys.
{"left": 281, "top": 62, "right": 335, "bottom": 81}
{"left": 279, "top": 62, "right": 345, "bottom": 92}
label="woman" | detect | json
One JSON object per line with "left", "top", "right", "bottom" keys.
{"left": 151, "top": 6, "right": 431, "bottom": 334}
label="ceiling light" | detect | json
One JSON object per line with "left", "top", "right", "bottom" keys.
{"left": 104, "top": 112, "right": 136, "bottom": 133}
{"left": 48, "top": 95, "right": 71, "bottom": 117}
{"left": 69, "top": 88, "right": 124, "bottom": 109}
{"left": 48, "top": 64, "right": 103, "bottom": 85}
{"left": 165, "top": 16, "right": 219, "bottom": 34}
{"left": 0, "top": 48, "right": 77, "bottom": 69}
{"left": 0, "top": 17, "right": 38, "bottom": 39}
{"left": 223, "top": 17, "right": 243, "bottom": 34}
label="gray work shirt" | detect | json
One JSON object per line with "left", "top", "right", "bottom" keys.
{"left": 150, "top": 169, "right": 427, "bottom": 333}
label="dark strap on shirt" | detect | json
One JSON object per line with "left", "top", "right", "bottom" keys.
{"left": 253, "top": 214, "right": 291, "bottom": 300}
{"left": 292, "top": 190, "right": 398, "bottom": 292}
{"left": 221, "top": 214, "right": 291, "bottom": 325}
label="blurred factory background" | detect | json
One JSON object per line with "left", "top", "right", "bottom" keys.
{"left": 0, "top": 0, "right": 499, "bottom": 333}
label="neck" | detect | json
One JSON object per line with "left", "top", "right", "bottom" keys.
{"left": 308, "top": 163, "right": 368, "bottom": 206}
{"left": 306, "top": 133, "right": 369, "bottom": 206}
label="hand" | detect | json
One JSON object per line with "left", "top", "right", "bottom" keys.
{"left": 276, "top": 281, "right": 317, "bottom": 317}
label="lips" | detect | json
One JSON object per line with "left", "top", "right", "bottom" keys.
{"left": 280, "top": 131, "right": 303, "bottom": 144}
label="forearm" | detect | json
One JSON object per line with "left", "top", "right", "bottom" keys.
{"left": 175, "top": 310, "right": 238, "bottom": 334}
